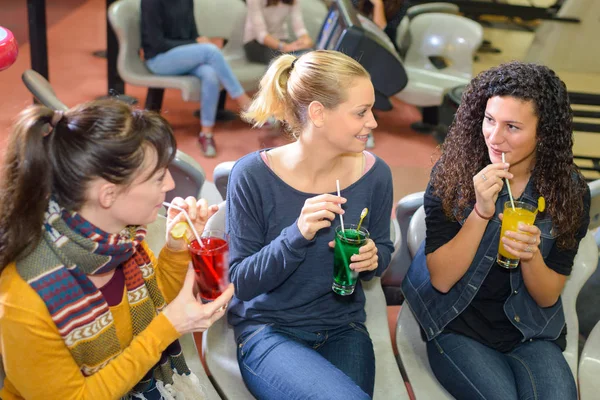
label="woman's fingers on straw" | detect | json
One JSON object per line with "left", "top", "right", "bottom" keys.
{"left": 486, "top": 162, "right": 510, "bottom": 171}
{"left": 306, "top": 210, "right": 336, "bottom": 222}
{"left": 305, "top": 201, "right": 344, "bottom": 216}
{"left": 167, "top": 197, "right": 188, "bottom": 218}
{"left": 184, "top": 196, "right": 198, "bottom": 219}
{"left": 194, "top": 198, "right": 209, "bottom": 221}
{"left": 309, "top": 194, "right": 347, "bottom": 204}
{"left": 483, "top": 182, "right": 503, "bottom": 197}
{"left": 208, "top": 204, "right": 220, "bottom": 218}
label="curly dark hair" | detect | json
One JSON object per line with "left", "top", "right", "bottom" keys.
{"left": 431, "top": 61, "right": 587, "bottom": 249}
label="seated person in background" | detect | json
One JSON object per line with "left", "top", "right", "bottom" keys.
{"left": 402, "top": 61, "right": 590, "bottom": 400}
{"left": 244, "top": 0, "right": 314, "bottom": 64}
{"left": 0, "top": 100, "right": 233, "bottom": 399}
{"left": 352, "top": 0, "right": 408, "bottom": 52}
{"left": 142, "top": 0, "right": 254, "bottom": 158}
{"left": 226, "top": 50, "right": 394, "bottom": 399}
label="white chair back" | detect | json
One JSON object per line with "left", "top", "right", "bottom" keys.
{"left": 579, "top": 320, "right": 600, "bottom": 399}
{"left": 404, "top": 13, "right": 483, "bottom": 80}
{"left": 562, "top": 231, "right": 599, "bottom": 378}
{"left": 407, "top": 205, "right": 426, "bottom": 258}
{"left": 382, "top": 192, "right": 424, "bottom": 288}
{"left": 588, "top": 179, "right": 600, "bottom": 232}
{"left": 144, "top": 215, "right": 222, "bottom": 399}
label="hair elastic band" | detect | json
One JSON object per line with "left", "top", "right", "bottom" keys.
{"left": 45, "top": 110, "right": 64, "bottom": 137}
{"left": 50, "top": 110, "right": 64, "bottom": 127}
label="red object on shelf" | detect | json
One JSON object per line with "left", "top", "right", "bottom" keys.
{"left": 0, "top": 27, "right": 19, "bottom": 72}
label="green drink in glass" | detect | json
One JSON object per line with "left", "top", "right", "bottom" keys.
{"left": 332, "top": 224, "right": 369, "bottom": 296}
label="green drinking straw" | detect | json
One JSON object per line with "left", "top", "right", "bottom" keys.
{"left": 336, "top": 233, "right": 355, "bottom": 284}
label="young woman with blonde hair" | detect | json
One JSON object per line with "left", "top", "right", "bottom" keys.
{"left": 226, "top": 50, "right": 394, "bottom": 399}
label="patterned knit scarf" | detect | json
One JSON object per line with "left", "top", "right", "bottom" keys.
{"left": 17, "top": 200, "right": 202, "bottom": 399}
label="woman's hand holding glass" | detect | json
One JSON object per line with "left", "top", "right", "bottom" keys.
{"left": 163, "top": 265, "right": 234, "bottom": 335}
{"left": 165, "top": 196, "right": 219, "bottom": 252}
{"left": 500, "top": 217, "right": 542, "bottom": 262}
{"left": 329, "top": 238, "right": 379, "bottom": 272}
{"left": 473, "top": 163, "right": 513, "bottom": 218}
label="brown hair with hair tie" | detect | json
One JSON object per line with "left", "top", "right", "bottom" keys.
{"left": 50, "top": 110, "right": 64, "bottom": 127}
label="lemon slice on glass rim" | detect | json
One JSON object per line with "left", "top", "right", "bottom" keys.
{"left": 170, "top": 221, "right": 189, "bottom": 241}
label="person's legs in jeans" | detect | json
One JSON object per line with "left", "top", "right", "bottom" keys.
{"left": 506, "top": 340, "right": 577, "bottom": 400}
{"left": 146, "top": 43, "right": 248, "bottom": 104}
{"left": 316, "top": 322, "right": 375, "bottom": 397}
{"left": 237, "top": 324, "right": 371, "bottom": 400}
{"left": 190, "top": 64, "right": 219, "bottom": 156}
{"left": 427, "top": 332, "right": 518, "bottom": 400}
{"left": 146, "top": 43, "right": 251, "bottom": 155}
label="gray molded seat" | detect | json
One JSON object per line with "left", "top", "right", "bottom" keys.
{"left": 145, "top": 215, "right": 223, "bottom": 400}
{"left": 22, "top": 69, "right": 69, "bottom": 112}
{"left": 382, "top": 191, "right": 425, "bottom": 292}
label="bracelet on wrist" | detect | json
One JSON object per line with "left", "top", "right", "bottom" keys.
{"left": 474, "top": 204, "right": 493, "bottom": 220}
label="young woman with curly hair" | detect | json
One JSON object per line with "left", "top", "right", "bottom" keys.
{"left": 402, "top": 61, "right": 590, "bottom": 400}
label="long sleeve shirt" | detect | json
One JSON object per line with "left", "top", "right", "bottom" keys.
{"left": 0, "top": 242, "right": 189, "bottom": 400}
{"left": 226, "top": 151, "right": 394, "bottom": 339}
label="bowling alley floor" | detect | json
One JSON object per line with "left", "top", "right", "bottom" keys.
{"left": 0, "top": 0, "right": 599, "bottom": 392}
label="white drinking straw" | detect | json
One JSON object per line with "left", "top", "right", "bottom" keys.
{"left": 162, "top": 201, "right": 203, "bottom": 246}
{"left": 502, "top": 153, "right": 516, "bottom": 211}
{"left": 336, "top": 180, "right": 345, "bottom": 233}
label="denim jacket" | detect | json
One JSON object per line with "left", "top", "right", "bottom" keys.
{"left": 402, "top": 178, "right": 565, "bottom": 342}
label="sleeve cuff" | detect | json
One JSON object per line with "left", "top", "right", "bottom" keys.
{"left": 360, "top": 269, "right": 377, "bottom": 281}
{"left": 283, "top": 221, "right": 313, "bottom": 250}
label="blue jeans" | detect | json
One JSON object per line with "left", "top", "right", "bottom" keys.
{"left": 427, "top": 332, "right": 577, "bottom": 400}
{"left": 146, "top": 43, "right": 245, "bottom": 127}
{"left": 236, "top": 323, "right": 375, "bottom": 399}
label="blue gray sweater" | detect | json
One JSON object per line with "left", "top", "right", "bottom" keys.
{"left": 226, "top": 151, "right": 394, "bottom": 338}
